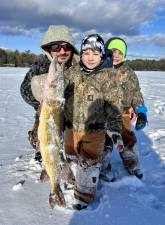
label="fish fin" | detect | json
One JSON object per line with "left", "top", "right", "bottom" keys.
{"left": 49, "top": 185, "right": 66, "bottom": 209}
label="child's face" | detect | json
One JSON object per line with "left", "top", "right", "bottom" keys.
{"left": 112, "top": 49, "right": 123, "bottom": 65}
{"left": 82, "top": 49, "right": 102, "bottom": 69}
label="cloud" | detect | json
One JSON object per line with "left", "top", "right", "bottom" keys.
{"left": 0, "top": 0, "right": 165, "bottom": 36}
{"left": 1, "top": 0, "right": 165, "bottom": 57}
{"left": 0, "top": 46, "right": 10, "bottom": 50}
{"left": 152, "top": 34, "right": 165, "bottom": 47}
{"left": 122, "top": 34, "right": 165, "bottom": 48}
{"left": 0, "top": 26, "right": 34, "bottom": 36}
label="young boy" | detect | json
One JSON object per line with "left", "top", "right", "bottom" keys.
{"left": 63, "top": 34, "right": 124, "bottom": 209}
{"left": 104, "top": 37, "right": 148, "bottom": 179}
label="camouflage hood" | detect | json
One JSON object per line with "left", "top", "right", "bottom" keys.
{"left": 41, "top": 25, "right": 79, "bottom": 62}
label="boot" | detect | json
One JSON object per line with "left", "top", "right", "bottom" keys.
{"left": 120, "top": 147, "right": 143, "bottom": 178}
{"left": 128, "top": 168, "right": 143, "bottom": 179}
{"left": 72, "top": 193, "right": 88, "bottom": 210}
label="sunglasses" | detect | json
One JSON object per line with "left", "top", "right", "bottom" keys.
{"left": 50, "top": 43, "right": 73, "bottom": 52}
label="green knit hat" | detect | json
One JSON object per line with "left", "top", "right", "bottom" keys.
{"left": 107, "top": 38, "right": 127, "bottom": 61}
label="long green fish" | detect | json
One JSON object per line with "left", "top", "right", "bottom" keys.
{"left": 38, "top": 57, "right": 66, "bottom": 209}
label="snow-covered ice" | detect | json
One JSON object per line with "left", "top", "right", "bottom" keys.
{"left": 0, "top": 68, "right": 165, "bottom": 225}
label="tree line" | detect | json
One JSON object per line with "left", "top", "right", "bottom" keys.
{"left": 127, "top": 59, "right": 165, "bottom": 71}
{"left": 0, "top": 48, "right": 165, "bottom": 71}
{"left": 0, "top": 48, "right": 44, "bottom": 67}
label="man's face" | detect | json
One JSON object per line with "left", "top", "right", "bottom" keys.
{"left": 49, "top": 42, "right": 73, "bottom": 64}
{"left": 112, "top": 49, "right": 123, "bottom": 65}
{"left": 81, "top": 49, "right": 102, "bottom": 69}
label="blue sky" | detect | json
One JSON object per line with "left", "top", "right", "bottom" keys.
{"left": 0, "top": 0, "right": 165, "bottom": 59}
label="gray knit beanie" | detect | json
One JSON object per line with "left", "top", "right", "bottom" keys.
{"left": 41, "top": 25, "right": 79, "bottom": 55}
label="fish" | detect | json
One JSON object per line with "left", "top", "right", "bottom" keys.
{"left": 38, "top": 57, "right": 66, "bottom": 209}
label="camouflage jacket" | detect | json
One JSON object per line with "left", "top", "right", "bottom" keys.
{"left": 64, "top": 64, "right": 123, "bottom": 133}
{"left": 114, "top": 63, "right": 144, "bottom": 112}
{"left": 20, "top": 57, "right": 50, "bottom": 110}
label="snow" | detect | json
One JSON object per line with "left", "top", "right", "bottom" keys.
{"left": 0, "top": 67, "right": 165, "bottom": 225}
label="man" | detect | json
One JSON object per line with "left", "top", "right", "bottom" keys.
{"left": 104, "top": 37, "right": 148, "bottom": 179}
{"left": 20, "top": 25, "right": 79, "bottom": 163}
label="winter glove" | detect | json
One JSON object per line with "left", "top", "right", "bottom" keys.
{"left": 135, "top": 105, "right": 148, "bottom": 130}
{"left": 107, "top": 130, "right": 124, "bottom": 152}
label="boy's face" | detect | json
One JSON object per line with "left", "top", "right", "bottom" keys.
{"left": 112, "top": 49, "right": 123, "bottom": 65}
{"left": 82, "top": 49, "right": 102, "bottom": 69}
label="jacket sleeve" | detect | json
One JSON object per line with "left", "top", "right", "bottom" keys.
{"left": 129, "top": 70, "right": 144, "bottom": 110}
{"left": 20, "top": 60, "right": 50, "bottom": 110}
{"left": 20, "top": 66, "right": 40, "bottom": 110}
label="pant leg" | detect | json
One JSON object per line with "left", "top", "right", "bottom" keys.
{"left": 65, "top": 128, "right": 105, "bottom": 161}
{"left": 64, "top": 127, "right": 77, "bottom": 158}
{"left": 65, "top": 129, "right": 105, "bottom": 204}
{"left": 79, "top": 130, "right": 106, "bottom": 161}
{"left": 104, "top": 132, "right": 113, "bottom": 151}
{"left": 120, "top": 146, "right": 139, "bottom": 171}
{"left": 121, "top": 113, "right": 140, "bottom": 172}
{"left": 28, "top": 108, "right": 40, "bottom": 150}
